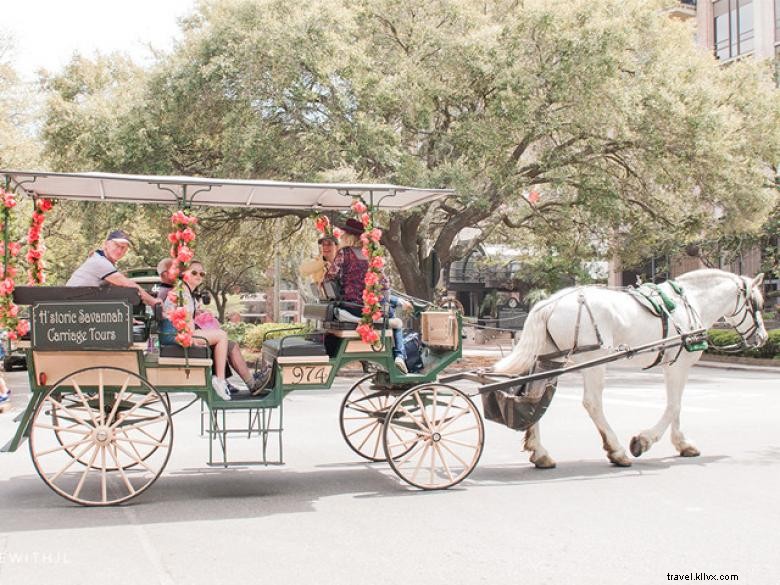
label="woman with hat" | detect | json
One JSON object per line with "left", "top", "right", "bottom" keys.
{"left": 324, "top": 218, "right": 409, "bottom": 373}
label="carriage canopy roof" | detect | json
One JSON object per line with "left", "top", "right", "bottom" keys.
{"left": 0, "top": 170, "right": 453, "bottom": 211}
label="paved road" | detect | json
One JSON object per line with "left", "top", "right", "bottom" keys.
{"left": 0, "top": 365, "right": 777, "bottom": 585}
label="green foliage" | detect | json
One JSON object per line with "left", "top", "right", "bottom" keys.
{"left": 243, "top": 322, "right": 312, "bottom": 351}
{"left": 706, "top": 329, "right": 780, "bottom": 359}
{"left": 34, "top": 0, "right": 780, "bottom": 299}
{"left": 222, "top": 321, "right": 251, "bottom": 345}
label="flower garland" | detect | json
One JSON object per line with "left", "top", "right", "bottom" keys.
{"left": 26, "top": 197, "right": 55, "bottom": 285}
{"left": 167, "top": 210, "right": 197, "bottom": 347}
{"left": 0, "top": 187, "right": 29, "bottom": 341}
{"left": 314, "top": 214, "right": 332, "bottom": 238}
{"left": 351, "top": 198, "right": 385, "bottom": 345}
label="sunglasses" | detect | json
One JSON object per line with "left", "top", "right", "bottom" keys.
{"left": 190, "top": 270, "right": 206, "bottom": 277}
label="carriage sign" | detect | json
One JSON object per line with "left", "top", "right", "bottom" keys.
{"left": 31, "top": 301, "right": 133, "bottom": 350}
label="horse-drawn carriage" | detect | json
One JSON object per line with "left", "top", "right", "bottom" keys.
{"left": 0, "top": 170, "right": 769, "bottom": 506}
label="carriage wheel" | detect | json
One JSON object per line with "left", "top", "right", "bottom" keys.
{"left": 50, "top": 392, "right": 171, "bottom": 471}
{"left": 383, "top": 383, "right": 483, "bottom": 490}
{"left": 340, "top": 374, "right": 400, "bottom": 462}
{"left": 29, "top": 366, "right": 173, "bottom": 506}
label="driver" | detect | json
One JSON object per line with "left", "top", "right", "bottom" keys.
{"left": 66, "top": 229, "right": 160, "bottom": 307}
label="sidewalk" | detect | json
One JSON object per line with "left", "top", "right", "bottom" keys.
{"left": 459, "top": 340, "right": 780, "bottom": 374}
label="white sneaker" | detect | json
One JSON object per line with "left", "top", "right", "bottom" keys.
{"left": 211, "top": 376, "right": 231, "bottom": 401}
{"left": 394, "top": 356, "right": 409, "bottom": 374}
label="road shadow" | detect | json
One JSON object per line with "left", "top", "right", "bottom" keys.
{"left": 0, "top": 453, "right": 734, "bottom": 533}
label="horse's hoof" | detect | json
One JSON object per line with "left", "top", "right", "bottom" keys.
{"left": 609, "top": 452, "right": 632, "bottom": 467}
{"left": 532, "top": 454, "right": 557, "bottom": 469}
{"left": 630, "top": 435, "right": 649, "bottom": 457}
{"left": 680, "top": 446, "right": 700, "bottom": 457}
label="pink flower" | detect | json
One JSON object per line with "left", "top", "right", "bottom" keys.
{"left": 351, "top": 200, "right": 368, "bottom": 214}
{"left": 360, "top": 212, "right": 371, "bottom": 227}
{"left": 332, "top": 227, "right": 344, "bottom": 240}
{"left": 315, "top": 216, "right": 330, "bottom": 233}
{"left": 371, "top": 310, "right": 383, "bottom": 321}
{"left": 6, "top": 331, "right": 17, "bottom": 341}
{"left": 8, "top": 242, "right": 21, "bottom": 256}
{"left": 3, "top": 194, "right": 17, "bottom": 208}
{"left": 171, "top": 210, "right": 189, "bottom": 225}
{"left": 369, "top": 228, "right": 382, "bottom": 243}
{"left": 37, "top": 198, "right": 54, "bottom": 212}
{"left": 181, "top": 228, "right": 195, "bottom": 243}
{"left": 177, "top": 246, "right": 194, "bottom": 263}
{"left": 167, "top": 233, "right": 179, "bottom": 244}
{"left": 364, "top": 271, "right": 380, "bottom": 286}
{"left": 175, "top": 332, "right": 193, "bottom": 347}
{"left": 361, "top": 246, "right": 370, "bottom": 257}
{"left": 16, "top": 320, "right": 30, "bottom": 337}
{"left": 370, "top": 256, "right": 386, "bottom": 269}
{"left": 26, "top": 249, "right": 43, "bottom": 262}
{"left": 8, "top": 304, "right": 19, "bottom": 317}
{"left": 362, "top": 291, "right": 379, "bottom": 306}
{"left": 0, "top": 278, "right": 15, "bottom": 295}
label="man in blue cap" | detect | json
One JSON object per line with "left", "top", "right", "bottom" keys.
{"left": 67, "top": 229, "right": 160, "bottom": 307}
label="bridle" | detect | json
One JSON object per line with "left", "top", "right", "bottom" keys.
{"left": 708, "top": 277, "right": 765, "bottom": 353}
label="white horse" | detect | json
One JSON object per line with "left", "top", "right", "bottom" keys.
{"left": 493, "top": 269, "right": 768, "bottom": 468}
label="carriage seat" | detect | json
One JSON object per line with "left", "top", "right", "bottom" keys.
{"left": 157, "top": 344, "right": 212, "bottom": 366}
{"left": 262, "top": 337, "right": 328, "bottom": 364}
{"left": 12, "top": 285, "right": 141, "bottom": 306}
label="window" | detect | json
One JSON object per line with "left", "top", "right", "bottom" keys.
{"left": 714, "top": 0, "right": 754, "bottom": 60}
{"left": 776, "top": 0, "right": 780, "bottom": 43}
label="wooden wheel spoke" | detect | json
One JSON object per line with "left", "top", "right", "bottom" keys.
{"left": 36, "top": 437, "right": 93, "bottom": 457}
{"left": 107, "top": 445, "right": 137, "bottom": 496}
{"left": 100, "top": 446, "right": 108, "bottom": 503}
{"left": 414, "top": 391, "right": 434, "bottom": 431}
{"left": 72, "top": 444, "right": 101, "bottom": 499}
{"left": 395, "top": 438, "right": 428, "bottom": 468}
{"left": 33, "top": 423, "right": 91, "bottom": 435}
{"left": 49, "top": 442, "right": 96, "bottom": 483}
{"left": 46, "top": 396, "right": 94, "bottom": 430}
{"left": 114, "top": 436, "right": 169, "bottom": 449}
{"left": 97, "top": 370, "right": 105, "bottom": 426}
{"left": 433, "top": 442, "right": 454, "bottom": 482}
{"left": 370, "top": 419, "right": 383, "bottom": 460}
{"left": 438, "top": 439, "right": 470, "bottom": 468}
{"left": 440, "top": 425, "right": 478, "bottom": 438}
{"left": 410, "top": 442, "right": 432, "bottom": 483}
{"left": 397, "top": 404, "right": 431, "bottom": 434}
{"left": 114, "top": 413, "right": 166, "bottom": 432}
{"left": 108, "top": 393, "right": 158, "bottom": 430}
{"left": 355, "top": 421, "right": 381, "bottom": 452}
{"left": 70, "top": 381, "right": 99, "bottom": 427}
{"left": 347, "top": 419, "right": 381, "bottom": 439}
{"left": 105, "top": 377, "right": 131, "bottom": 426}
{"left": 440, "top": 436, "right": 480, "bottom": 449}
{"left": 113, "top": 441, "right": 157, "bottom": 475}
{"left": 435, "top": 407, "right": 469, "bottom": 433}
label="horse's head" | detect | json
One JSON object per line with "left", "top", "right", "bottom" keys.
{"left": 724, "top": 273, "right": 768, "bottom": 348}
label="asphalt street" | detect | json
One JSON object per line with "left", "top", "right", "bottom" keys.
{"left": 0, "top": 364, "right": 778, "bottom": 585}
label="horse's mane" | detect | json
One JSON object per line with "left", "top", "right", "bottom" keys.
{"left": 675, "top": 268, "right": 734, "bottom": 287}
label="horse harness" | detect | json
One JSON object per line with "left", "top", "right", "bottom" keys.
{"left": 538, "top": 290, "right": 604, "bottom": 363}
{"left": 628, "top": 281, "right": 707, "bottom": 369}
{"left": 709, "top": 276, "right": 763, "bottom": 352}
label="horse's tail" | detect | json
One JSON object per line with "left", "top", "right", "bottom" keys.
{"left": 492, "top": 299, "right": 556, "bottom": 375}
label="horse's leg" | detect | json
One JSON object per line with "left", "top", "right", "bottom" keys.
{"left": 581, "top": 365, "right": 632, "bottom": 467}
{"left": 524, "top": 422, "right": 556, "bottom": 469}
{"left": 630, "top": 359, "right": 699, "bottom": 458}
